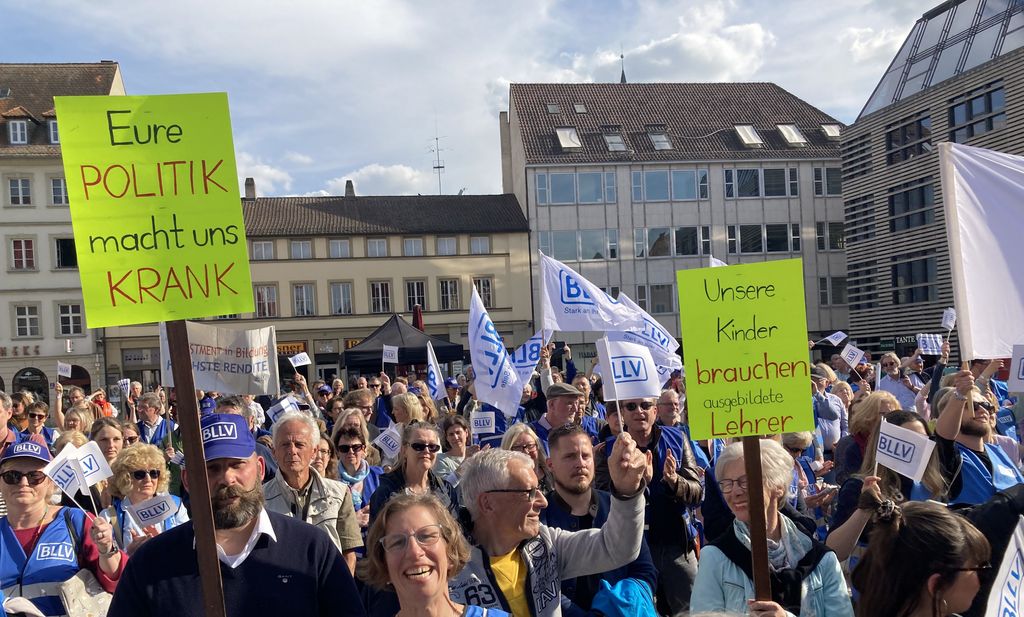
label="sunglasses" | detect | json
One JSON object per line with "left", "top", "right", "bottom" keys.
{"left": 27, "top": 413, "right": 47, "bottom": 421}
{"left": 408, "top": 442, "right": 441, "bottom": 453}
{"left": 881, "top": 362, "right": 897, "bottom": 368}
{"left": 336, "top": 443, "right": 366, "bottom": 454}
{"left": 131, "top": 469, "right": 161, "bottom": 481}
{"left": 1, "top": 470, "right": 47, "bottom": 486}
{"left": 623, "top": 401, "right": 656, "bottom": 412}
{"left": 974, "top": 401, "right": 995, "bottom": 412}
{"left": 369, "top": 383, "right": 382, "bottom": 388}
{"left": 124, "top": 436, "right": 139, "bottom": 444}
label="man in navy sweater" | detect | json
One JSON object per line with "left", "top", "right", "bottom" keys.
{"left": 108, "top": 413, "right": 364, "bottom": 617}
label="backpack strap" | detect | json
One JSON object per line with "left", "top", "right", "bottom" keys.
{"left": 63, "top": 508, "right": 84, "bottom": 567}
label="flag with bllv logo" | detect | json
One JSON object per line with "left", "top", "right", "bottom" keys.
{"left": 875, "top": 419, "right": 935, "bottom": 482}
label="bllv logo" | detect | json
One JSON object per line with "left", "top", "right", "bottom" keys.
{"left": 611, "top": 356, "right": 647, "bottom": 383}
{"left": 559, "top": 269, "right": 594, "bottom": 306}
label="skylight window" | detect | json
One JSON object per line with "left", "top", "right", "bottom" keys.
{"left": 603, "top": 134, "right": 628, "bottom": 152}
{"left": 734, "top": 125, "right": 764, "bottom": 148}
{"left": 777, "top": 124, "right": 808, "bottom": 147}
{"left": 555, "top": 127, "right": 582, "bottom": 151}
{"left": 822, "top": 124, "right": 842, "bottom": 140}
{"left": 547, "top": 104, "right": 560, "bottom": 114}
{"left": 649, "top": 132, "right": 673, "bottom": 150}
{"left": 574, "top": 104, "right": 587, "bottom": 114}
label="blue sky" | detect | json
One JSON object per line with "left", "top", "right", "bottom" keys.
{"left": 3, "top": 0, "right": 925, "bottom": 197}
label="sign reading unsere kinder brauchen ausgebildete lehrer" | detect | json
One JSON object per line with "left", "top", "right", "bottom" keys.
{"left": 54, "top": 93, "right": 254, "bottom": 328}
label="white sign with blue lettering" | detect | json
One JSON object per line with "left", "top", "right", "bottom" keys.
{"left": 875, "top": 419, "right": 935, "bottom": 482}
{"left": 126, "top": 494, "right": 178, "bottom": 528}
{"left": 382, "top": 345, "right": 399, "bottom": 364}
{"left": 471, "top": 411, "right": 496, "bottom": 435}
{"left": 986, "top": 515, "right": 1024, "bottom": 616}
{"left": 43, "top": 444, "right": 85, "bottom": 496}
{"left": 77, "top": 441, "right": 113, "bottom": 487}
{"left": 917, "top": 333, "right": 944, "bottom": 356}
{"left": 595, "top": 337, "right": 661, "bottom": 401}
{"left": 840, "top": 343, "right": 865, "bottom": 371}
{"left": 539, "top": 252, "right": 633, "bottom": 333}
{"left": 468, "top": 287, "right": 522, "bottom": 416}
{"left": 289, "top": 352, "right": 312, "bottom": 367}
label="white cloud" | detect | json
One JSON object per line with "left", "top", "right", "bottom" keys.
{"left": 235, "top": 151, "right": 292, "bottom": 196}
{"left": 283, "top": 151, "right": 314, "bottom": 165}
{"left": 325, "top": 163, "right": 437, "bottom": 196}
{"left": 841, "top": 27, "right": 906, "bottom": 64}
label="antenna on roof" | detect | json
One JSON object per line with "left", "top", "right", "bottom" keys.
{"left": 429, "top": 116, "right": 446, "bottom": 195}
{"left": 619, "top": 45, "right": 627, "bottom": 84}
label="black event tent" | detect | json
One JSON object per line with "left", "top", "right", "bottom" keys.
{"left": 342, "top": 314, "right": 463, "bottom": 369}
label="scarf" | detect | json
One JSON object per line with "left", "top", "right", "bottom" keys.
{"left": 339, "top": 461, "right": 371, "bottom": 509}
{"left": 733, "top": 515, "right": 817, "bottom": 616}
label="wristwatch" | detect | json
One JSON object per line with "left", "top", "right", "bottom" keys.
{"left": 101, "top": 543, "right": 119, "bottom": 557}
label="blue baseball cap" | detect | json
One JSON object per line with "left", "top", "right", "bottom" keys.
{"left": 444, "top": 377, "right": 459, "bottom": 389}
{"left": 199, "top": 396, "right": 217, "bottom": 416}
{"left": 0, "top": 441, "right": 52, "bottom": 466}
{"left": 200, "top": 414, "right": 255, "bottom": 461}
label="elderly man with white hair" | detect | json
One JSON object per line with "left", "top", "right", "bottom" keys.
{"left": 263, "top": 409, "right": 363, "bottom": 573}
{"left": 448, "top": 433, "right": 648, "bottom": 617}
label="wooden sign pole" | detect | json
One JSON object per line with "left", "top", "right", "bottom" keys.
{"left": 165, "top": 320, "right": 227, "bottom": 617}
{"left": 742, "top": 436, "right": 772, "bottom": 601}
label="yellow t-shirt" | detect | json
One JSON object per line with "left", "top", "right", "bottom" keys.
{"left": 489, "top": 549, "right": 530, "bottom": 617}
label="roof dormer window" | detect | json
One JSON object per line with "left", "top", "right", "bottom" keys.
{"left": 555, "top": 127, "right": 582, "bottom": 151}
{"left": 573, "top": 103, "right": 587, "bottom": 114}
{"left": 8, "top": 120, "right": 27, "bottom": 145}
{"left": 734, "top": 125, "right": 764, "bottom": 148}
{"left": 822, "top": 124, "right": 842, "bottom": 140}
{"left": 48, "top": 120, "right": 59, "bottom": 144}
{"left": 603, "top": 133, "right": 628, "bottom": 152}
{"left": 648, "top": 130, "right": 673, "bottom": 150}
{"left": 777, "top": 124, "right": 808, "bottom": 147}
{"left": 547, "top": 103, "right": 560, "bottom": 114}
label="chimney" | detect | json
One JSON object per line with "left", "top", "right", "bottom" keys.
{"left": 344, "top": 180, "right": 355, "bottom": 197}
{"left": 244, "top": 177, "right": 256, "bottom": 200}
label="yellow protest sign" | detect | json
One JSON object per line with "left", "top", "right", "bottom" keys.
{"left": 676, "top": 258, "right": 813, "bottom": 439}
{"left": 54, "top": 93, "right": 253, "bottom": 328}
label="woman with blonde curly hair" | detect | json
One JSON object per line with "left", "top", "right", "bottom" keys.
{"left": 100, "top": 444, "right": 189, "bottom": 555}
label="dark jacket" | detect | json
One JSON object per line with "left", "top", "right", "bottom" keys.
{"left": 368, "top": 466, "right": 459, "bottom": 523}
{"left": 540, "top": 489, "right": 658, "bottom": 617}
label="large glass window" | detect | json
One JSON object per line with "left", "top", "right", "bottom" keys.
{"left": 886, "top": 114, "right": 932, "bottom": 164}
{"left": 579, "top": 230, "right": 608, "bottom": 260}
{"left": 439, "top": 279, "right": 460, "bottom": 310}
{"left": 766, "top": 224, "right": 789, "bottom": 252}
{"left": 648, "top": 228, "right": 671, "bottom": 257}
{"left": 889, "top": 181, "right": 935, "bottom": 232}
{"left": 671, "top": 170, "right": 697, "bottom": 200}
{"left": 550, "top": 173, "right": 576, "bottom": 204}
{"left": 740, "top": 225, "right": 763, "bottom": 253}
{"left": 644, "top": 171, "right": 670, "bottom": 201}
{"left": 649, "top": 284, "right": 674, "bottom": 314}
{"left": 814, "top": 168, "right": 842, "bottom": 196}
{"left": 57, "top": 303, "right": 83, "bottom": 335}
{"left": 551, "top": 230, "right": 577, "bottom": 261}
{"left": 292, "top": 284, "right": 316, "bottom": 316}
{"left": 577, "top": 172, "right": 603, "bottom": 203}
{"left": 370, "top": 281, "right": 392, "bottom": 313}
{"left": 763, "top": 168, "right": 788, "bottom": 197}
{"left": 891, "top": 254, "right": 937, "bottom": 304}
{"left": 949, "top": 83, "right": 1006, "bottom": 143}
{"left": 255, "top": 285, "right": 279, "bottom": 317}
{"left": 675, "top": 227, "right": 700, "bottom": 256}
{"left": 329, "top": 282, "right": 352, "bottom": 315}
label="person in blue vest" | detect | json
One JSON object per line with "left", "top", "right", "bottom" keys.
{"left": 0, "top": 441, "right": 126, "bottom": 615}
{"left": 539, "top": 424, "right": 657, "bottom": 617}
{"left": 136, "top": 393, "right": 176, "bottom": 446}
{"left": 594, "top": 395, "right": 703, "bottom": 615}
{"left": 20, "top": 402, "right": 58, "bottom": 451}
{"left": 101, "top": 443, "right": 188, "bottom": 555}
{"left": 935, "top": 368, "right": 1024, "bottom": 506}
{"left": 530, "top": 383, "right": 596, "bottom": 452}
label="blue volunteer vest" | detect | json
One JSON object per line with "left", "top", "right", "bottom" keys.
{"left": 138, "top": 418, "right": 174, "bottom": 445}
{"left": 953, "top": 442, "right": 1024, "bottom": 505}
{"left": 0, "top": 507, "right": 86, "bottom": 616}
{"left": 995, "top": 407, "right": 1018, "bottom": 442}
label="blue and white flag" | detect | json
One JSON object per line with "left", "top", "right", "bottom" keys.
{"left": 609, "top": 292, "right": 681, "bottom": 367}
{"left": 425, "top": 341, "right": 446, "bottom": 401}
{"left": 56, "top": 361, "right": 72, "bottom": 379}
{"left": 876, "top": 419, "right": 935, "bottom": 482}
{"left": 986, "top": 515, "right": 1024, "bottom": 616}
{"left": 267, "top": 395, "right": 299, "bottom": 424}
{"left": 540, "top": 252, "right": 634, "bottom": 332}
{"left": 289, "top": 352, "right": 312, "bottom": 368}
{"left": 43, "top": 444, "right": 85, "bottom": 497}
{"left": 509, "top": 329, "right": 553, "bottom": 387}
{"left": 942, "top": 307, "right": 957, "bottom": 332}
{"left": 469, "top": 287, "right": 522, "bottom": 416}
{"left": 917, "top": 333, "right": 944, "bottom": 356}
{"left": 77, "top": 441, "right": 113, "bottom": 487}
{"left": 822, "top": 331, "right": 848, "bottom": 346}
{"left": 840, "top": 343, "right": 865, "bottom": 369}
{"left": 126, "top": 494, "right": 179, "bottom": 528}
{"left": 595, "top": 337, "right": 662, "bottom": 401}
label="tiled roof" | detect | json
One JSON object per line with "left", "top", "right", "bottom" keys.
{"left": 509, "top": 82, "right": 843, "bottom": 164}
{"left": 1, "top": 105, "right": 36, "bottom": 120}
{"left": 0, "top": 62, "right": 121, "bottom": 153}
{"left": 243, "top": 193, "right": 528, "bottom": 237}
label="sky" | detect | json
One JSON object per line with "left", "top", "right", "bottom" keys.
{"left": 4, "top": 0, "right": 926, "bottom": 198}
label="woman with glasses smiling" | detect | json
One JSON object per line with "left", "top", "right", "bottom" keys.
{"left": 369, "top": 422, "right": 459, "bottom": 524}
{"left": 101, "top": 444, "right": 188, "bottom": 556}
{"left": 20, "top": 402, "right": 58, "bottom": 451}
{"left": 364, "top": 492, "right": 509, "bottom": 617}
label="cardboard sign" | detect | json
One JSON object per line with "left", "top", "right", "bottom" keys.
{"left": 126, "top": 494, "right": 179, "bottom": 528}
{"left": 875, "top": 419, "right": 936, "bottom": 482}
{"left": 676, "top": 259, "right": 813, "bottom": 439}
{"left": 56, "top": 361, "right": 72, "bottom": 379}
{"left": 1009, "top": 345, "right": 1024, "bottom": 392}
{"left": 471, "top": 411, "right": 496, "bottom": 435}
{"left": 595, "top": 337, "right": 662, "bottom": 401}
{"left": 289, "top": 352, "right": 312, "bottom": 367}
{"left": 159, "top": 321, "right": 280, "bottom": 395}
{"left": 382, "top": 345, "right": 399, "bottom": 364}
{"left": 54, "top": 93, "right": 254, "bottom": 327}
{"left": 373, "top": 426, "right": 402, "bottom": 460}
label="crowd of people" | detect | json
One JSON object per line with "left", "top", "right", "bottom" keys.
{"left": 0, "top": 340, "right": 1022, "bottom": 616}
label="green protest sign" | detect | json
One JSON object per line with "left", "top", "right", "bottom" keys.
{"left": 676, "top": 258, "right": 813, "bottom": 439}
{"left": 54, "top": 93, "right": 253, "bottom": 328}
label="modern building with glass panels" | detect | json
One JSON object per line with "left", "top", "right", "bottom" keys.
{"left": 842, "top": 0, "right": 1024, "bottom": 357}
{"left": 500, "top": 82, "right": 848, "bottom": 360}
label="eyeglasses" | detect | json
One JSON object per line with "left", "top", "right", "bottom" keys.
{"left": 485, "top": 486, "right": 544, "bottom": 501}
{"left": 623, "top": 401, "right": 655, "bottom": 412}
{"left": 27, "top": 413, "right": 46, "bottom": 421}
{"left": 1, "top": 470, "right": 47, "bottom": 486}
{"left": 718, "top": 477, "right": 749, "bottom": 493}
{"left": 952, "top": 563, "right": 992, "bottom": 573}
{"left": 881, "top": 362, "right": 897, "bottom": 368}
{"left": 131, "top": 469, "right": 161, "bottom": 481}
{"left": 314, "top": 449, "right": 331, "bottom": 458}
{"left": 336, "top": 443, "right": 366, "bottom": 454}
{"left": 124, "top": 436, "right": 140, "bottom": 444}
{"left": 369, "top": 383, "right": 382, "bottom": 389}
{"left": 408, "top": 442, "right": 441, "bottom": 453}
{"left": 974, "top": 401, "right": 995, "bottom": 412}
{"left": 379, "top": 524, "right": 443, "bottom": 553}
{"left": 510, "top": 442, "right": 538, "bottom": 453}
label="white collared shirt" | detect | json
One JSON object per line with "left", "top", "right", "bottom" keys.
{"left": 214, "top": 509, "right": 277, "bottom": 568}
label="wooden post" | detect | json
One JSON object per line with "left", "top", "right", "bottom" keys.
{"left": 165, "top": 320, "right": 227, "bottom": 617}
{"left": 742, "top": 436, "right": 772, "bottom": 601}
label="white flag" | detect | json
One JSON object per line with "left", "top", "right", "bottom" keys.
{"left": 117, "top": 378, "right": 131, "bottom": 395}
{"left": 381, "top": 345, "right": 399, "bottom": 364}
{"left": 56, "top": 361, "right": 72, "bottom": 379}
{"left": 289, "top": 352, "right": 312, "bottom": 367}
{"left": 610, "top": 293, "right": 681, "bottom": 365}
{"left": 940, "top": 143, "right": 1024, "bottom": 358}
{"left": 509, "top": 329, "right": 553, "bottom": 388}
{"left": 267, "top": 395, "right": 299, "bottom": 424}
{"left": 941, "top": 307, "right": 957, "bottom": 331}
{"left": 76, "top": 441, "right": 114, "bottom": 487}
{"left": 917, "top": 334, "right": 944, "bottom": 356}
{"left": 823, "top": 331, "right": 848, "bottom": 346}
{"left": 468, "top": 287, "right": 522, "bottom": 416}
{"left": 875, "top": 419, "right": 936, "bottom": 482}
{"left": 126, "top": 494, "right": 179, "bottom": 528}
{"left": 425, "top": 341, "right": 446, "bottom": 401}
{"left": 595, "top": 337, "right": 662, "bottom": 401}
{"left": 43, "top": 444, "right": 85, "bottom": 497}
{"left": 1009, "top": 345, "right": 1024, "bottom": 391}
{"left": 839, "top": 343, "right": 865, "bottom": 369}
{"left": 986, "top": 515, "right": 1024, "bottom": 616}
{"left": 709, "top": 254, "right": 728, "bottom": 268}
{"left": 373, "top": 425, "right": 403, "bottom": 461}
{"left": 539, "top": 252, "right": 634, "bottom": 332}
